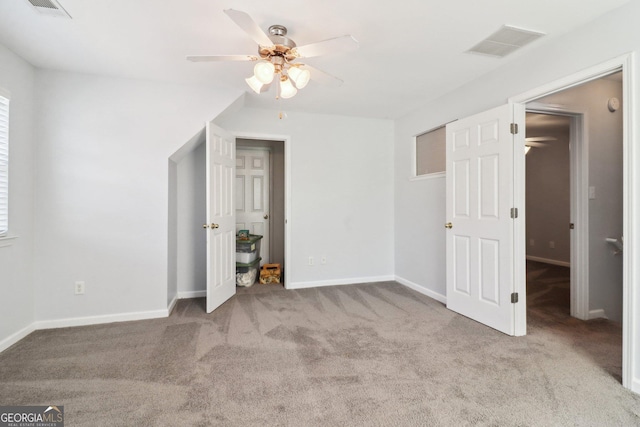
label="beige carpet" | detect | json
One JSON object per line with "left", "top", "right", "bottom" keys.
{"left": 0, "top": 273, "right": 639, "bottom": 426}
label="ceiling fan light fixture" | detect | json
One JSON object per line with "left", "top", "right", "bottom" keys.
{"left": 245, "top": 75, "right": 264, "bottom": 94}
{"left": 188, "top": 10, "right": 359, "bottom": 101}
{"left": 254, "top": 61, "right": 275, "bottom": 84}
{"left": 288, "top": 66, "right": 311, "bottom": 89}
{"left": 279, "top": 76, "right": 297, "bottom": 99}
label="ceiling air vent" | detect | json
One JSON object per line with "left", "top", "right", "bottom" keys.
{"left": 27, "top": 0, "right": 71, "bottom": 18}
{"left": 467, "top": 25, "right": 544, "bottom": 58}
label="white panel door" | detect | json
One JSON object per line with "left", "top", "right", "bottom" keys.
{"left": 446, "top": 104, "right": 522, "bottom": 335}
{"left": 235, "top": 148, "right": 270, "bottom": 264}
{"left": 206, "top": 121, "right": 236, "bottom": 313}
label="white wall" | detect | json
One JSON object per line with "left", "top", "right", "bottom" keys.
{"left": 32, "top": 70, "right": 240, "bottom": 324}
{"left": 176, "top": 140, "right": 206, "bottom": 297}
{"left": 536, "top": 77, "right": 624, "bottom": 321}
{"left": 217, "top": 107, "right": 395, "bottom": 287}
{"left": 0, "top": 43, "right": 36, "bottom": 350}
{"left": 526, "top": 126, "right": 571, "bottom": 264}
{"left": 167, "top": 158, "right": 178, "bottom": 305}
{"left": 394, "top": 0, "right": 640, "bottom": 390}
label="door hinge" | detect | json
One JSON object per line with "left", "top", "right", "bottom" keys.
{"left": 569, "top": 223, "right": 575, "bottom": 230}
{"left": 511, "top": 292, "right": 519, "bottom": 304}
{"left": 510, "top": 123, "right": 519, "bottom": 134}
{"left": 510, "top": 207, "right": 518, "bottom": 219}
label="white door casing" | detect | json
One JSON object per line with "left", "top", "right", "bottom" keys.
{"left": 236, "top": 148, "right": 270, "bottom": 264}
{"left": 446, "top": 103, "right": 524, "bottom": 336}
{"left": 206, "top": 121, "right": 236, "bottom": 313}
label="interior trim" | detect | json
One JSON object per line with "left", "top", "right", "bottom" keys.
{"left": 0, "top": 323, "right": 35, "bottom": 353}
{"left": 289, "top": 275, "right": 395, "bottom": 290}
{"left": 395, "top": 276, "right": 447, "bottom": 304}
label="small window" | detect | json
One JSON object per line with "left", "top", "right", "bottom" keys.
{"left": 0, "top": 91, "right": 9, "bottom": 236}
{"left": 415, "top": 125, "right": 446, "bottom": 176}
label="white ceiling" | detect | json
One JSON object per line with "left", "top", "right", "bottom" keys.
{"left": 0, "top": 0, "right": 628, "bottom": 119}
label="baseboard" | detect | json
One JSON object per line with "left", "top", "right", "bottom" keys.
{"left": 632, "top": 378, "right": 640, "bottom": 395}
{"left": 33, "top": 308, "right": 170, "bottom": 330}
{"left": 0, "top": 324, "right": 36, "bottom": 353}
{"left": 395, "top": 276, "right": 447, "bottom": 304}
{"left": 167, "top": 296, "right": 178, "bottom": 315}
{"left": 588, "top": 309, "right": 608, "bottom": 320}
{"left": 178, "top": 290, "right": 206, "bottom": 299}
{"left": 289, "top": 275, "right": 395, "bottom": 290}
{"left": 526, "top": 255, "right": 570, "bottom": 268}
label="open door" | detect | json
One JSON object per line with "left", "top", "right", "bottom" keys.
{"left": 445, "top": 103, "right": 525, "bottom": 335}
{"left": 206, "top": 121, "right": 236, "bottom": 313}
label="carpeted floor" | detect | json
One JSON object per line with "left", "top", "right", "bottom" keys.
{"left": 1, "top": 269, "right": 639, "bottom": 426}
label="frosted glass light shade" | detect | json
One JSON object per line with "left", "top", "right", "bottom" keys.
{"left": 245, "top": 75, "right": 264, "bottom": 94}
{"left": 288, "top": 67, "right": 310, "bottom": 89}
{"left": 254, "top": 61, "right": 275, "bottom": 84}
{"left": 279, "top": 77, "right": 297, "bottom": 99}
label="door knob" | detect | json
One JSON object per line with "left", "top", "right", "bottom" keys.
{"left": 210, "top": 223, "right": 219, "bottom": 229}
{"left": 203, "top": 224, "right": 209, "bottom": 229}
{"left": 263, "top": 214, "right": 269, "bottom": 220}
{"left": 445, "top": 222, "right": 453, "bottom": 229}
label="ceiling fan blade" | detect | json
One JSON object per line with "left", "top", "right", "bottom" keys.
{"left": 186, "top": 55, "right": 258, "bottom": 62}
{"left": 294, "top": 35, "right": 359, "bottom": 58}
{"left": 304, "top": 64, "right": 344, "bottom": 87}
{"left": 525, "top": 141, "right": 549, "bottom": 148}
{"left": 525, "top": 136, "right": 557, "bottom": 142}
{"left": 224, "top": 9, "right": 274, "bottom": 47}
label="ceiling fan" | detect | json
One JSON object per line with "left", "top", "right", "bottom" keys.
{"left": 187, "top": 9, "right": 359, "bottom": 99}
{"left": 524, "top": 136, "right": 556, "bottom": 153}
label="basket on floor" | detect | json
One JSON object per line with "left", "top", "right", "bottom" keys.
{"left": 259, "top": 263, "right": 281, "bottom": 284}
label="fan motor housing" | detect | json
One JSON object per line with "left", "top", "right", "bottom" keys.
{"left": 259, "top": 25, "right": 297, "bottom": 61}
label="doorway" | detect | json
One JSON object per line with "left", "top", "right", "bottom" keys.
{"left": 236, "top": 138, "right": 286, "bottom": 283}
{"left": 445, "top": 60, "right": 632, "bottom": 388}
{"left": 510, "top": 65, "right": 629, "bottom": 389}
{"left": 525, "top": 72, "right": 624, "bottom": 324}
{"left": 525, "top": 112, "right": 572, "bottom": 320}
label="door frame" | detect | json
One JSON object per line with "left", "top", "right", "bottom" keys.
{"left": 509, "top": 53, "right": 635, "bottom": 390}
{"left": 232, "top": 132, "right": 291, "bottom": 290}
{"left": 525, "top": 104, "right": 589, "bottom": 320}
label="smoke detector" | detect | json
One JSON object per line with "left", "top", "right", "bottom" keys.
{"left": 467, "top": 25, "right": 544, "bottom": 58}
{"left": 26, "top": 0, "right": 71, "bottom": 18}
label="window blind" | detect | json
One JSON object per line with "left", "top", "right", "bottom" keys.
{"left": 0, "top": 94, "right": 9, "bottom": 236}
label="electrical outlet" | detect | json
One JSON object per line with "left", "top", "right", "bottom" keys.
{"left": 75, "top": 281, "right": 85, "bottom": 295}
{"left": 549, "top": 241, "right": 555, "bottom": 249}
{"left": 308, "top": 256, "right": 314, "bottom": 266}
{"left": 321, "top": 256, "right": 327, "bottom": 265}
